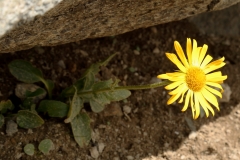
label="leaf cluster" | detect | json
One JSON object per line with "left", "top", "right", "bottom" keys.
{"left": 2, "top": 53, "right": 131, "bottom": 148}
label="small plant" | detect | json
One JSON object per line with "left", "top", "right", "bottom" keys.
{"left": 24, "top": 143, "right": 35, "bottom": 156}
{"left": 23, "top": 139, "right": 54, "bottom": 156}
{"left": 2, "top": 38, "right": 227, "bottom": 148}
{"left": 38, "top": 139, "right": 54, "bottom": 155}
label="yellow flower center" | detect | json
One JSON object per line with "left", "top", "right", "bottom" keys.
{"left": 185, "top": 67, "right": 206, "bottom": 92}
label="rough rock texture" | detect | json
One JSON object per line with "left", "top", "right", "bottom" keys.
{"left": 0, "top": 0, "right": 239, "bottom": 53}
{"left": 189, "top": 2, "right": 240, "bottom": 37}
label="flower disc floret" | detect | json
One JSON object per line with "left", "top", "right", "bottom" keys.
{"left": 185, "top": 67, "right": 206, "bottom": 92}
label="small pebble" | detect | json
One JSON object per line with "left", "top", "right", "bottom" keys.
{"left": 57, "top": 60, "right": 66, "bottom": 69}
{"left": 79, "top": 50, "right": 89, "bottom": 56}
{"left": 153, "top": 47, "right": 160, "bottom": 54}
{"left": 123, "top": 105, "right": 131, "bottom": 114}
{"left": 123, "top": 64, "right": 128, "bottom": 69}
{"left": 15, "top": 153, "right": 23, "bottom": 159}
{"left": 113, "top": 157, "right": 120, "bottom": 160}
{"left": 6, "top": 120, "right": 18, "bottom": 136}
{"left": 98, "top": 142, "right": 105, "bottom": 153}
{"left": 103, "top": 103, "right": 123, "bottom": 117}
{"left": 188, "top": 131, "right": 198, "bottom": 139}
{"left": 226, "top": 129, "right": 231, "bottom": 134}
{"left": 90, "top": 146, "right": 99, "bottom": 159}
{"left": 220, "top": 83, "right": 231, "bottom": 102}
{"left": 126, "top": 155, "right": 134, "bottom": 160}
{"left": 133, "top": 108, "right": 138, "bottom": 113}
{"left": 164, "top": 142, "right": 169, "bottom": 148}
{"left": 70, "top": 63, "right": 77, "bottom": 73}
{"left": 133, "top": 50, "right": 140, "bottom": 55}
{"left": 149, "top": 77, "right": 162, "bottom": 83}
{"left": 27, "top": 129, "right": 33, "bottom": 134}
{"left": 180, "top": 155, "right": 186, "bottom": 159}
{"left": 151, "top": 27, "right": 158, "bottom": 34}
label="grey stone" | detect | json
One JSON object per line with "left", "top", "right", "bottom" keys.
{"left": 15, "top": 83, "right": 47, "bottom": 103}
{"left": 0, "top": 0, "right": 239, "bottom": 53}
{"left": 89, "top": 146, "right": 99, "bottom": 159}
{"left": 220, "top": 83, "right": 232, "bottom": 102}
{"left": 188, "top": 3, "right": 240, "bottom": 37}
{"left": 123, "top": 105, "right": 131, "bottom": 114}
{"left": 6, "top": 120, "right": 18, "bottom": 136}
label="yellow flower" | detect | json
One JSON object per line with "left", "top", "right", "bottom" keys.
{"left": 158, "top": 38, "right": 227, "bottom": 119}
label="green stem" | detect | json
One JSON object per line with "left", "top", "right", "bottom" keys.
{"left": 78, "top": 81, "right": 170, "bottom": 96}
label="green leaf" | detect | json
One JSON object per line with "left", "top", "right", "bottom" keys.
{"left": 30, "top": 104, "right": 38, "bottom": 114}
{"left": 24, "top": 143, "right": 35, "bottom": 156}
{"left": 64, "top": 89, "right": 83, "bottom": 123}
{"left": 81, "top": 63, "right": 100, "bottom": 78}
{"left": 23, "top": 88, "right": 47, "bottom": 109}
{"left": 0, "top": 114, "right": 4, "bottom": 128}
{"left": 42, "top": 79, "right": 54, "bottom": 99}
{"left": 38, "top": 100, "right": 68, "bottom": 118}
{"left": 90, "top": 99, "right": 105, "bottom": 113}
{"left": 61, "top": 78, "right": 86, "bottom": 97}
{"left": 84, "top": 72, "right": 95, "bottom": 90}
{"left": 22, "top": 98, "right": 33, "bottom": 110}
{"left": 89, "top": 93, "right": 111, "bottom": 113}
{"left": 71, "top": 112, "right": 91, "bottom": 147}
{"left": 25, "top": 87, "right": 46, "bottom": 98}
{"left": 61, "top": 54, "right": 116, "bottom": 98}
{"left": 17, "top": 110, "right": 44, "bottom": 129}
{"left": 38, "top": 139, "right": 54, "bottom": 155}
{"left": 8, "top": 60, "right": 43, "bottom": 83}
{"left": 92, "top": 79, "right": 113, "bottom": 90}
{"left": 104, "top": 89, "right": 131, "bottom": 101}
{"left": 0, "top": 100, "right": 14, "bottom": 114}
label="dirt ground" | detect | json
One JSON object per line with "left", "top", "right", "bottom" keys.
{"left": 1, "top": 4, "right": 240, "bottom": 160}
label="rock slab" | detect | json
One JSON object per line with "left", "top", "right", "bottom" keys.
{"left": 0, "top": 0, "right": 240, "bottom": 53}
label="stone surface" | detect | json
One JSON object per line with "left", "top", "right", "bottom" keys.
{"left": 15, "top": 83, "right": 47, "bottom": 103}
{"left": 0, "top": 0, "right": 240, "bottom": 53}
{"left": 188, "top": 2, "right": 240, "bottom": 37}
{"left": 6, "top": 120, "right": 18, "bottom": 136}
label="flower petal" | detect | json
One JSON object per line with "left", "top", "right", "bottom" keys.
{"left": 181, "top": 90, "right": 191, "bottom": 111}
{"left": 200, "top": 55, "right": 213, "bottom": 68}
{"left": 206, "top": 71, "right": 222, "bottom": 79}
{"left": 190, "top": 91, "right": 195, "bottom": 118}
{"left": 174, "top": 41, "right": 189, "bottom": 68}
{"left": 203, "top": 62, "right": 226, "bottom": 74}
{"left": 196, "top": 92, "right": 210, "bottom": 117}
{"left": 166, "top": 72, "right": 185, "bottom": 77}
{"left": 186, "top": 38, "right": 192, "bottom": 64}
{"left": 205, "top": 82, "right": 223, "bottom": 90}
{"left": 199, "top": 91, "right": 215, "bottom": 116}
{"left": 169, "top": 83, "right": 186, "bottom": 95}
{"left": 191, "top": 39, "right": 200, "bottom": 65}
{"left": 165, "top": 81, "right": 184, "bottom": 90}
{"left": 167, "top": 92, "right": 182, "bottom": 105}
{"left": 198, "top": 44, "right": 208, "bottom": 65}
{"left": 204, "top": 85, "right": 222, "bottom": 98}
{"left": 168, "top": 76, "right": 185, "bottom": 81}
{"left": 166, "top": 53, "right": 187, "bottom": 72}
{"left": 192, "top": 47, "right": 202, "bottom": 66}
{"left": 178, "top": 86, "right": 188, "bottom": 103}
{"left": 204, "top": 57, "right": 225, "bottom": 68}
{"left": 157, "top": 74, "right": 170, "bottom": 79}
{"left": 207, "top": 75, "right": 227, "bottom": 82}
{"left": 201, "top": 88, "right": 219, "bottom": 110}
{"left": 194, "top": 93, "right": 200, "bottom": 119}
